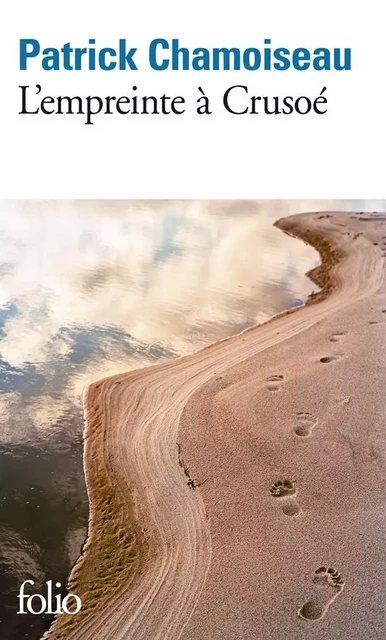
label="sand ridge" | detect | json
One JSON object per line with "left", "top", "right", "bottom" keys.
{"left": 46, "top": 211, "right": 386, "bottom": 640}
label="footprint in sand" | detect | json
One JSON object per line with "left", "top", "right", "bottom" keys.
{"left": 270, "top": 480, "right": 301, "bottom": 516}
{"left": 319, "top": 355, "right": 342, "bottom": 364}
{"left": 329, "top": 332, "right": 346, "bottom": 343}
{"left": 298, "top": 567, "right": 345, "bottom": 621}
{"left": 266, "top": 375, "right": 284, "bottom": 392}
{"left": 295, "top": 412, "right": 318, "bottom": 437}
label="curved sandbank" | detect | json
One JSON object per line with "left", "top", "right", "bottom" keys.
{"left": 45, "top": 211, "right": 386, "bottom": 640}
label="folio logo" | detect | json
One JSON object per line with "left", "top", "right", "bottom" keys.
{"left": 17, "top": 580, "right": 82, "bottom": 615}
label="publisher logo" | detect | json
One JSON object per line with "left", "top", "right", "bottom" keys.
{"left": 17, "top": 580, "right": 81, "bottom": 615}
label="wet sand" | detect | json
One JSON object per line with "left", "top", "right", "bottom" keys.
{"left": 47, "top": 211, "right": 386, "bottom": 640}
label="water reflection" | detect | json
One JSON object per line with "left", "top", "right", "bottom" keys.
{"left": 0, "top": 199, "right": 384, "bottom": 639}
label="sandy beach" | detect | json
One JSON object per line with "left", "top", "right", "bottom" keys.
{"left": 47, "top": 211, "right": 386, "bottom": 640}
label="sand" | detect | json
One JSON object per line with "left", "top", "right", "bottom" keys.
{"left": 46, "top": 211, "right": 386, "bottom": 640}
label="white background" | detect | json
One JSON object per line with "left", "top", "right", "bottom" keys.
{"left": 0, "top": 0, "right": 384, "bottom": 198}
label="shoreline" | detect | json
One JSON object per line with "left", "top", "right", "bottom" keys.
{"left": 45, "top": 210, "right": 385, "bottom": 640}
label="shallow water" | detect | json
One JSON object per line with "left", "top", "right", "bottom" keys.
{"left": 0, "top": 199, "right": 384, "bottom": 639}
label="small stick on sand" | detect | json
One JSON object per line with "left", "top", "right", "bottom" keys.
{"left": 176, "top": 442, "right": 191, "bottom": 478}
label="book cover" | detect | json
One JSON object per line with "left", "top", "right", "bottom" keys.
{"left": 0, "top": 2, "right": 384, "bottom": 639}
